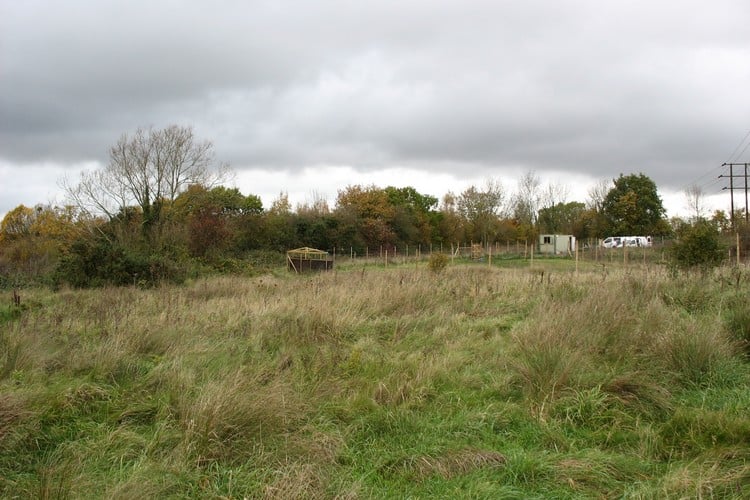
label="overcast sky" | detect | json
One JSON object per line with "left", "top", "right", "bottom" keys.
{"left": 2, "top": 0, "right": 749, "bottom": 219}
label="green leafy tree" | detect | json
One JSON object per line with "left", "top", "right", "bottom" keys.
{"left": 601, "top": 173, "right": 669, "bottom": 236}
{"left": 711, "top": 210, "right": 731, "bottom": 233}
{"left": 335, "top": 185, "right": 396, "bottom": 251}
{"left": 457, "top": 179, "right": 505, "bottom": 245}
{"left": 537, "top": 201, "right": 586, "bottom": 236}
{"left": 384, "top": 186, "right": 438, "bottom": 246}
{"left": 261, "top": 192, "right": 298, "bottom": 252}
{"left": 437, "top": 192, "right": 465, "bottom": 246}
{"left": 170, "top": 185, "right": 263, "bottom": 257}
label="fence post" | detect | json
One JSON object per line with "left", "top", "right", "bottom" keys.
{"left": 737, "top": 233, "right": 741, "bottom": 266}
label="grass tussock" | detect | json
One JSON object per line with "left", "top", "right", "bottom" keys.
{"left": 0, "top": 393, "right": 30, "bottom": 443}
{"left": 0, "top": 260, "right": 748, "bottom": 497}
{"left": 180, "top": 369, "right": 307, "bottom": 464}
{"left": 386, "top": 448, "right": 506, "bottom": 481}
{"left": 262, "top": 463, "right": 329, "bottom": 500}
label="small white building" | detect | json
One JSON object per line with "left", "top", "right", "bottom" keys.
{"left": 539, "top": 234, "right": 576, "bottom": 255}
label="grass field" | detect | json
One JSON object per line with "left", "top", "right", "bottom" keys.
{"left": 1, "top": 257, "right": 749, "bottom": 498}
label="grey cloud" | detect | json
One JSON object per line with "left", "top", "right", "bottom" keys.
{"left": 2, "top": 0, "right": 750, "bottom": 199}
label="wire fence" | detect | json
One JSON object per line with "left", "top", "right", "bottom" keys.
{"left": 329, "top": 238, "right": 674, "bottom": 267}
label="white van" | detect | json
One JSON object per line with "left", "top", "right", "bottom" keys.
{"left": 634, "top": 236, "right": 652, "bottom": 247}
{"left": 602, "top": 236, "right": 652, "bottom": 248}
{"left": 601, "top": 237, "right": 622, "bottom": 248}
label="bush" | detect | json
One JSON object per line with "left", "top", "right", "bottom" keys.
{"left": 427, "top": 253, "right": 449, "bottom": 273}
{"left": 668, "top": 220, "right": 725, "bottom": 273}
{"left": 54, "top": 235, "right": 187, "bottom": 288}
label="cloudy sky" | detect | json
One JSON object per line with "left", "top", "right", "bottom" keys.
{"left": 2, "top": 0, "right": 749, "bottom": 219}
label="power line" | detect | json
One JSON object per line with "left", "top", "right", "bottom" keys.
{"left": 681, "top": 129, "right": 750, "bottom": 194}
{"left": 726, "top": 129, "right": 750, "bottom": 163}
{"left": 679, "top": 130, "right": 750, "bottom": 212}
{"left": 679, "top": 163, "right": 726, "bottom": 193}
{"left": 719, "top": 162, "right": 750, "bottom": 225}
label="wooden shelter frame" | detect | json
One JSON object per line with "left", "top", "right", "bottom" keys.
{"left": 286, "top": 247, "right": 334, "bottom": 273}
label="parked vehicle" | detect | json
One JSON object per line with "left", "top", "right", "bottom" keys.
{"left": 601, "top": 236, "right": 652, "bottom": 248}
{"left": 601, "top": 236, "right": 622, "bottom": 248}
{"left": 631, "top": 236, "right": 652, "bottom": 247}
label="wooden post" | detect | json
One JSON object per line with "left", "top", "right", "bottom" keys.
{"left": 737, "top": 232, "right": 741, "bottom": 266}
{"left": 529, "top": 239, "right": 534, "bottom": 265}
{"left": 385, "top": 249, "right": 388, "bottom": 268}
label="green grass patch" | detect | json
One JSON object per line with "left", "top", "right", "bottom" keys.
{"left": 0, "top": 265, "right": 748, "bottom": 497}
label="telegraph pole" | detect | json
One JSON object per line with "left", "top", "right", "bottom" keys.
{"left": 719, "top": 162, "right": 750, "bottom": 228}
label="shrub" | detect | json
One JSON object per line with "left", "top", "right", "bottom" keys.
{"left": 668, "top": 220, "right": 725, "bottom": 273}
{"left": 54, "top": 235, "right": 188, "bottom": 288}
{"left": 427, "top": 253, "right": 449, "bottom": 273}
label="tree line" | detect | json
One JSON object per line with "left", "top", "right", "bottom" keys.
{"left": 0, "top": 125, "right": 738, "bottom": 287}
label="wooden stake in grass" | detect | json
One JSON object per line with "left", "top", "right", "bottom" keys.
{"left": 737, "top": 232, "right": 741, "bottom": 266}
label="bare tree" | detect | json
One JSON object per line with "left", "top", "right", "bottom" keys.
{"left": 587, "top": 179, "right": 612, "bottom": 211}
{"left": 684, "top": 184, "right": 706, "bottom": 222}
{"left": 297, "top": 190, "right": 331, "bottom": 216}
{"left": 63, "top": 125, "right": 229, "bottom": 223}
{"left": 511, "top": 171, "right": 542, "bottom": 226}
{"left": 540, "top": 181, "right": 570, "bottom": 210}
{"left": 440, "top": 191, "right": 458, "bottom": 214}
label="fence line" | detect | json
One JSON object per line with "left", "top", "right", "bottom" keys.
{"left": 328, "top": 239, "right": 673, "bottom": 267}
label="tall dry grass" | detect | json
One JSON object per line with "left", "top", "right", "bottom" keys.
{"left": 1, "top": 261, "right": 749, "bottom": 497}
{"left": 506, "top": 267, "right": 742, "bottom": 404}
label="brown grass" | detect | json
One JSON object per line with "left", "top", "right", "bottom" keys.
{"left": 0, "top": 393, "right": 30, "bottom": 443}
{"left": 388, "top": 448, "right": 506, "bottom": 480}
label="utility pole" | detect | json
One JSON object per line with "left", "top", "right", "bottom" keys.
{"left": 719, "top": 162, "right": 750, "bottom": 228}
